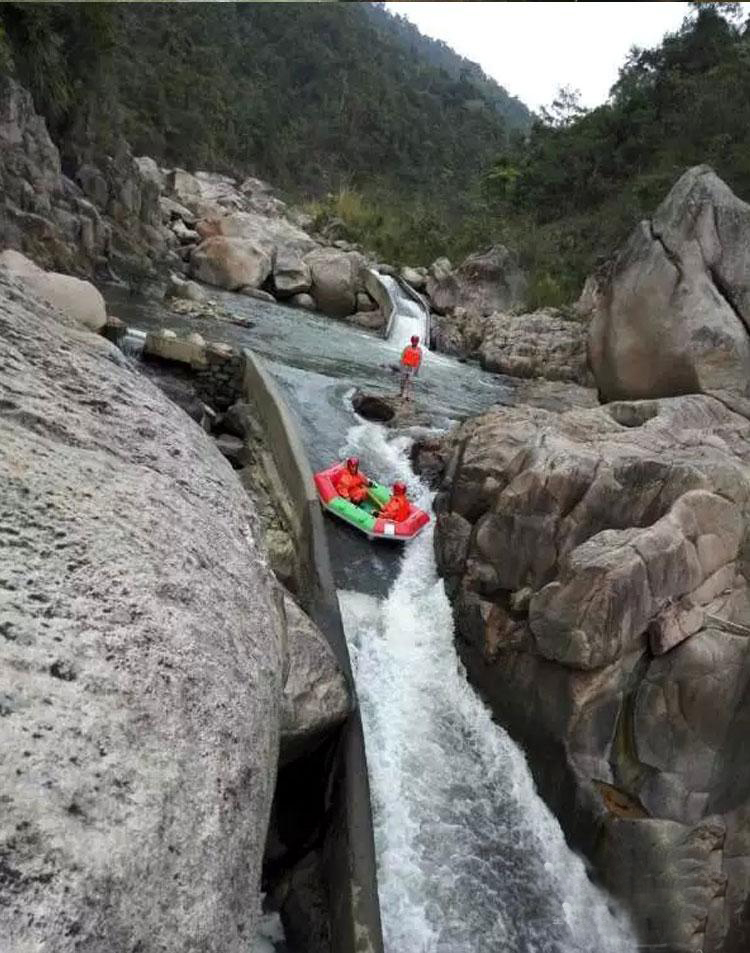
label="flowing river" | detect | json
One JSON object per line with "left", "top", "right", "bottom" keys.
{"left": 107, "top": 285, "right": 638, "bottom": 952}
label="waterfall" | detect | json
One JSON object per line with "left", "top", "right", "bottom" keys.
{"left": 121, "top": 327, "right": 147, "bottom": 360}
{"left": 378, "top": 274, "right": 429, "bottom": 348}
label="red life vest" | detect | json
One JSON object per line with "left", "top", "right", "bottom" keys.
{"left": 401, "top": 345, "right": 422, "bottom": 369}
{"left": 380, "top": 495, "right": 410, "bottom": 522}
{"left": 335, "top": 468, "right": 368, "bottom": 501}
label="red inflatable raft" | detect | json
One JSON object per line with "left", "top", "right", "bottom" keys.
{"left": 314, "top": 462, "right": 430, "bottom": 541}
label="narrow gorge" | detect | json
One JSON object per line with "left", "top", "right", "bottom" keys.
{"left": 3, "top": 4, "right": 750, "bottom": 952}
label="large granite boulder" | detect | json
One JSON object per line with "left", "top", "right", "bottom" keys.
{"left": 304, "top": 247, "right": 365, "bottom": 318}
{"left": 425, "top": 246, "right": 527, "bottom": 316}
{"left": 0, "top": 272, "right": 289, "bottom": 951}
{"left": 430, "top": 305, "right": 591, "bottom": 385}
{"left": 429, "top": 392, "right": 750, "bottom": 951}
{"left": 280, "top": 594, "right": 351, "bottom": 762}
{"left": 0, "top": 248, "right": 106, "bottom": 331}
{"left": 199, "top": 211, "right": 316, "bottom": 258}
{"left": 400, "top": 265, "right": 426, "bottom": 291}
{"left": 0, "top": 273, "right": 356, "bottom": 949}
{"left": 430, "top": 306, "right": 487, "bottom": 358}
{"left": 590, "top": 166, "right": 750, "bottom": 410}
{"left": 272, "top": 248, "right": 312, "bottom": 298}
{"left": 165, "top": 168, "right": 202, "bottom": 206}
{"left": 190, "top": 236, "right": 272, "bottom": 291}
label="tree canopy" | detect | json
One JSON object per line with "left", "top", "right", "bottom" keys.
{"left": 480, "top": 2, "right": 750, "bottom": 303}
{"left": 0, "top": 2, "right": 529, "bottom": 208}
{"left": 1, "top": 2, "right": 748, "bottom": 297}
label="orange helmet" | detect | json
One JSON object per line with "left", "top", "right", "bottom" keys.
{"left": 346, "top": 457, "right": 359, "bottom": 473}
{"left": 411, "top": 335, "right": 419, "bottom": 346}
{"left": 392, "top": 482, "right": 407, "bottom": 496}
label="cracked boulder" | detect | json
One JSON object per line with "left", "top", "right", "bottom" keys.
{"left": 425, "top": 246, "right": 527, "bottom": 316}
{"left": 589, "top": 165, "right": 750, "bottom": 410}
{"left": 190, "top": 235, "right": 272, "bottom": 291}
{"left": 431, "top": 392, "right": 750, "bottom": 951}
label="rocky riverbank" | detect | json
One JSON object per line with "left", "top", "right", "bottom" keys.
{"left": 0, "top": 261, "right": 357, "bottom": 951}
{"left": 1, "top": 67, "right": 587, "bottom": 396}
{"left": 419, "top": 166, "right": 750, "bottom": 953}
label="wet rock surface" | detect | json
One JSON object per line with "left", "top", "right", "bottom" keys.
{"left": 352, "top": 388, "right": 435, "bottom": 429}
{"left": 430, "top": 391, "right": 750, "bottom": 951}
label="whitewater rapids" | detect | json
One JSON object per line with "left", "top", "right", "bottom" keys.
{"left": 338, "top": 423, "right": 637, "bottom": 953}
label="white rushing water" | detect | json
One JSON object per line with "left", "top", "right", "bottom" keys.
{"left": 378, "top": 274, "right": 429, "bottom": 347}
{"left": 338, "top": 422, "right": 638, "bottom": 953}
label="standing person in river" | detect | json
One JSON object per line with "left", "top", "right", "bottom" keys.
{"left": 399, "top": 335, "right": 422, "bottom": 400}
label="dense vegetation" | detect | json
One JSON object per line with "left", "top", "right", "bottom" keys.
{"left": 0, "top": 2, "right": 526, "bottom": 244}
{"left": 480, "top": 1, "right": 750, "bottom": 305}
{"left": 1, "top": 2, "right": 748, "bottom": 302}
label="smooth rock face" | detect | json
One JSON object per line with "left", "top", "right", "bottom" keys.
{"left": 590, "top": 166, "right": 750, "bottom": 407}
{"left": 280, "top": 594, "right": 351, "bottom": 758}
{"left": 304, "top": 247, "right": 365, "bottom": 317}
{"left": 426, "top": 246, "right": 527, "bottom": 315}
{"left": 0, "top": 249, "right": 106, "bottom": 330}
{"left": 431, "top": 392, "right": 750, "bottom": 950}
{"left": 190, "top": 236, "right": 272, "bottom": 291}
{"left": 0, "top": 274, "right": 285, "bottom": 952}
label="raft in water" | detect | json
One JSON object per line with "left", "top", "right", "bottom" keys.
{"left": 314, "top": 462, "right": 430, "bottom": 541}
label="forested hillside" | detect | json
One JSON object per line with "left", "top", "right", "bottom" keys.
{"left": 1, "top": 2, "right": 745, "bottom": 299}
{"left": 0, "top": 3, "right": 527, "bottom": 208}
{"left": 480, "top": 1, "right": 750, "bottom": 304}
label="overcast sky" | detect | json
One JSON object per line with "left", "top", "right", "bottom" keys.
{"left": 385, "top": 2, "right": 745, "bottom": 112}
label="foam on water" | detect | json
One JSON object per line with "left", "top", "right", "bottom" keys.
{"left": 338, "top": 422, "right": 638, "bottom": 953}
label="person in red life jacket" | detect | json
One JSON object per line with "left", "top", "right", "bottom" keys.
{"left": 378, "top": 482, "right": 410, "bottom": 522}
{"left": 399, "top": 335, "right": 422, "bottom": 400}
{"left": 334, "top": 457, "right": 371, "bottom": 505}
